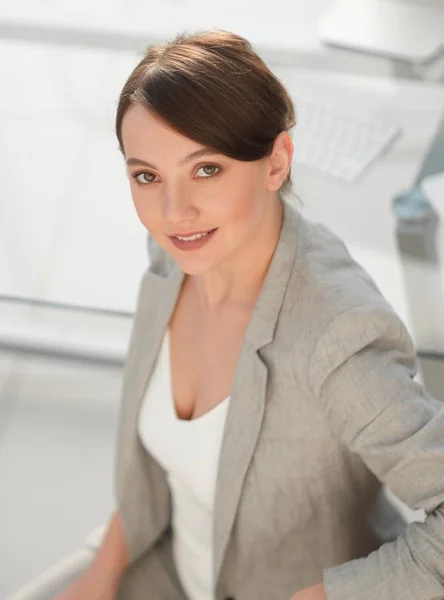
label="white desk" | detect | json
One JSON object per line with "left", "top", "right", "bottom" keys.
{"left": 1, "top": 45, "right": 444, "bottom": 361}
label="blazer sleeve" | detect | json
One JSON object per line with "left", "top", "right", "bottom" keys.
{"left": 308, "top": 304, "right": 444, "bottom": 600}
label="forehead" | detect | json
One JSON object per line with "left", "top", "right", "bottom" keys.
{"left": 121, "top": 104, "right": 203, "bottom": 157}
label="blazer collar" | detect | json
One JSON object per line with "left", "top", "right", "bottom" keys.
{"left": 130, "top": 198, "right": 302, "bottom": 581}
{"left": 244, "top": 199, "right": 302, "bottom": 349}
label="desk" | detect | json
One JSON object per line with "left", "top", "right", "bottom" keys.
{"left": 1, "top": 47, "right": 444, "bottom": 363}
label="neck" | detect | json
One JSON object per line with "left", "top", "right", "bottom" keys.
{"left": 188, "top": 197, "right": 284, "bottom": 312}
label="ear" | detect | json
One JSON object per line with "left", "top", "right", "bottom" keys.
{"left": 266, "top": 131, "right": 293, "bottom": 192}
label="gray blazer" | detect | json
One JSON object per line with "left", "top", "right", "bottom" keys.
{"left": 114, "top": 199, "right": 444, "bottom": 600}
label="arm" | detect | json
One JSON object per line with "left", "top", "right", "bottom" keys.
{"left": 54, "top": 511, "right": 129, "bottom": 599}
{"left": 307, "top": 305, "right": 444, "bottom": 600}
{"left": 88, "top": 511, "right": 130, "bottom": 586}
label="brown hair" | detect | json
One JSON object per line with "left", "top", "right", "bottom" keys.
{"left": 115, "top": 28, "right": 296, "bottom": 197}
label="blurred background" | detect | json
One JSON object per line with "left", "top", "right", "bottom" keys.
{"left": 1, "top": 0, "right": 444, "bottom": 596}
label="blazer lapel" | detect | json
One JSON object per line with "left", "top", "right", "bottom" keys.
{"left": 130, "top": 265, "right": 185, "bottom": 436}
{"left": 213, "top": 344, "right": 268, "bottom": 582}
{"left": 213, "top": 200, "right": 302, "bottom": 583}
{"left": 118, "top": 259, "right": 185, "bottom": 488}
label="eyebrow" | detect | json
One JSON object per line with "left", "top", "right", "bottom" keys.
{"left": 126, "top": 147, "right": 220, "bottom": 169}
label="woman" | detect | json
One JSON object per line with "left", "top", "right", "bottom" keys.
{"left": 57, "top": 29, "right": 444, "bottom": 600}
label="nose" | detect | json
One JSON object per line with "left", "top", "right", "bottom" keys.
{"left": 162, "top": 183, "right": 199, "bottom": 225}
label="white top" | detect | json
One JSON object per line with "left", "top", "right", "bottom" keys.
{"left": 137, "top": 328, "right": 230, "bottom": 600}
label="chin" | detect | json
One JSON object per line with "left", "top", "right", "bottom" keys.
{"left": 176, "top": 258, "right": 217, "bottom": 276}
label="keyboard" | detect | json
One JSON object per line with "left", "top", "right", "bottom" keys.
{"left": 292, "top": 96, "right": 402, "bottom": 184}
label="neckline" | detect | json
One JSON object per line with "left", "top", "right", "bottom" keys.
{"left": 165, "top": 327, "right": 230, "bottom": 423}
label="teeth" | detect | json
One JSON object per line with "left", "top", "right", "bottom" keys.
{"left": 176, "top": 231, "right": 210, "bottom": 241}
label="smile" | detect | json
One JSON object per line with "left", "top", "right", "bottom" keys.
{"left": 175, "top": 231, "right": 211, "bottom": 241}
{"left": 169, "top": 228, "right": 218, "bottom": 251}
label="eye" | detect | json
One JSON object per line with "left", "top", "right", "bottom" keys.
{"left": 131, "top": 171, "right": 157, "bottom": 185}
{"left": 130, "top": 164, "right": 221, "bottom": 185}
{"left": 196, "top": 164, "right": 221, "bottom": 178}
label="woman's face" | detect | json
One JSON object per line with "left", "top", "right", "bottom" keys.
{"left": 120, "top": 104, "right": 289, "bottom": 275}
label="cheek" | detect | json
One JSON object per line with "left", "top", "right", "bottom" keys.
{"left": 230, "top": 193, "right": 261, "bottom": 225}
{"left": 208, "top": 194, "right": 259, "bottom": 236}
{"left": 216, "top": 172, "right": 266, "bottom": 226}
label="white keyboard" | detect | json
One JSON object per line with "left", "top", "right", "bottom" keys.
{"left": 292, "top": 96, "right": 401, "bottom": 184}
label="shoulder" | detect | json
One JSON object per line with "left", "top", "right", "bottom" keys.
{"left": 279, "top": 214, "right": 411, "bottom": 368}
{"left": 284, "top": 214, "right": 416, "bottom": 384}
{"left": 285, "top": 214, "right": 396, "bottom": 329}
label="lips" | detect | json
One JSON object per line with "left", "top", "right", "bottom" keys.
{"left": 170, "top": 228, "right": 215, "bottom": 238}
{"left": 169, "top": 227, "right": 218, "bottom": 251}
